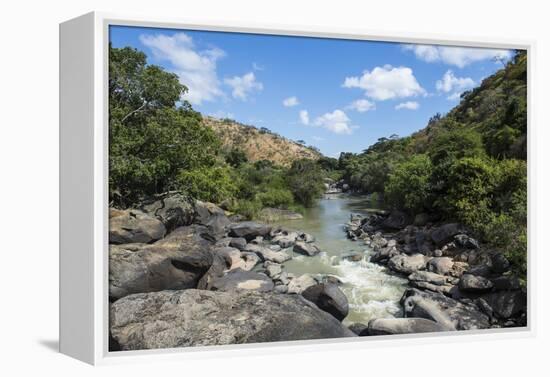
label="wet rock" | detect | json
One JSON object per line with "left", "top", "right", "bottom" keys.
{"left": 348, "top": 323, "right": 369, "bottom": 336}
{"left": 297, "top": 232, "right": 315, "bottom": 243}
{"left": 272, "top": 231, "right": 298, "bottom": 248}
{"left": 370, "top": 245, "right": 399, "bottom": 264}
{"left": 287, "top": 274, "right": 317, "bottom": 294}
{"left": 302, "top": 283, "right": 349, "bottom": 321}
{"left": 109, "top": 209, "right": 166, "bottom": 244}
{"left": 459, "top": 274, "right": 494, "bottom": 293}
{"left": 293, "top": 241, "right": 321, "bottom": 256}
{"left": 388, "top": 254, "right": 428, "bottom": 274}
{"left": 140, "top": 193, "right": 195, "bottom": 232}
{"left": 343, "top": 252, "right": 364, "bottom": 262}
{"left": 368, "top": 318, "right": 448, "bottom": 335}
{"left": 245, "top": 244, "right": 291, "bottom": 263}
{"left": 371, "top": 232, "right": 389, "bottom": 249}
{"left": 110, "top": 289, "right": 356, "bottom": 350}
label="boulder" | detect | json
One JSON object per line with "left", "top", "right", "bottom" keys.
{"left": 491, "top": 276, "right": 521, "bottom": 291}
{"left": 430, "top": 223, "right": 464, "bottom": 247}
{"left": 301, "top": 283, "right": 349, "bottom": 321}
{"left": 297, "top": 232, "right": 315, "bottom": 243}
{"left": 490, "top": 253, "right": 511, "bottom": 273}
{"left": 229, "top": 237, "right": 247, "bottom": 250}
{"left": 467, "top": 264, "right": 492, "bottom": 277}
{"left": 371, "top": 233, "right": 388, "bottom": 249}
{"left": 210, "top": 269, "right": 274, "bottom": 292}
{"left": 140, "top": 193, "right": 194, "bottom": 232}
{"left": 367, "top": 318, "right": 448, "bottom": 336}
{"left": 229, "top": 222, "right": 272, "bottom": 241}
{"left": 381, "top": 210, "right": 412, "bottom": 230}
{"left": 458, "top": 274, "right": 494, "bottom": 292}
{"left": 194, "top": 200, "right": 226, "bottom": 225}
{"left": 272, "top": 231, "right": 299, "bottom": 248}
{"left": 287, "top": 274, "right": 317, "bottom": 294}
{"left": 388, "top": 254, "right": 428, "bottom": 274}
{"left": 217, "top": 247, "right": 259, "bottom": 272}
{"left": 109, "top": 226, "right": 213, "bottom": 300}
{"left": 110, "top": 289, "right": 356, "bottom": 350}
{"left": 427, "top": 257, "right": 454, "bottom": 275}
{"left": 293, "top": 241, "right": 321, "bottom": 256}
{"left": 401, "top": 289, "right": 490, "bottom": 330}
{"left": 370, "top": 246, "right": 398, "bottom": 264}
{"left": 245, "top": 244, "right": 291, "bottom": 263}
{"left": 109, "top": 209, "right": 166, "bottom": 244}
{"left": 408, "top": 271, "right": 448, "bottom": 286}
{"left": 410, "top": 281, "right": 454, "bottom": 295}
{"left": 348, "top": 323, "right": 369, "bottom": 336}
{"left": 264, "top": 261, "right": 283, "bottom": 279}
{"left": 204, "top": 213, "right": 230, "bottom": 241}
{"left": 454, "top": 234, "right": 480, "bottom": 249}
{"left": 343, "top": 252, "right": 364, "bottom": 262}
{"left": 481, "top": 290, "right": 527, "bottom": 319}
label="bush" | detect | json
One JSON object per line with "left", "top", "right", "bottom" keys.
{"left": 177, "top": 166, "right": 236, "bottom": 204}
{"left": 385, "top": 155, "right": 433, "bottom": 214}
{"left": 256, "top": 188, "right": 294, "bottom": 208}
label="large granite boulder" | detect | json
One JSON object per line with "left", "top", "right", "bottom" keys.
{"left": 194, "top": 200, "right": 226, "bottom": 225}
{"left": 140, "top": 193, "right": 195, "bottom": 232}
{"left": 427, "top": 257, "right": 454, "bottom": 275}
{"left": 388, "top": 254, "right": 428, "bottom": 274}
{"left": 367, "top": 318, "right": 448, "bottom": 336}
{"left": 287, "top": 274, "right": 317, "bottom": 294}
{"left": 109, "top": 225, "right": 213, "bottom": 300}
{"left": 110, "top": 289, "right": 356, "bottom": 350}
{"left": 229, "top": 222, "right": 272, "bottom": 241}
{"left": 301, "top": 283, "right": 349, "bottom": 321}
{"left": 109, "top": 209, "right": 166, "bottom": 244}
{"left": 293, "top": 241, "right": 321, "bottom": 256}
{"left": 245, "top": 243, "right": 291, "bottom": 263}
{"left": 401, "top": 288, "right": 490, "bottom": 330}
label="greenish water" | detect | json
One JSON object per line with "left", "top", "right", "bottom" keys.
{"left": 275, "top": 194, "right": 407, "bottom": 325}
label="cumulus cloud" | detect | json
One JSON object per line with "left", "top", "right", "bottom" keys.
{"left": 224, "top": 72, "right": 263, "bottom": 101}
{"left": 299, "top": 110, "right": 310, "bottom": 125}
{"left": 343, "top": 65, "right": 425, "bottom": 101}
{"left": 347, "top": 99, "right": 376, "bottom": 113}
{"left": 313, "top": 109, "right": 355, "bottom": 135}
{"left": 140, "top": 32, "right": 225, "bottom": 105}
{"left": 395, "top": 101, "right": 420, "bottom": 110}
{"left": 403, "top": 44, "right": 512, "bottom": 68}
{"left": 436, "top": 70, "right": 476, "bottom": 100}
{"left": 283, "top": 96, "right": 300, "bottom": 107}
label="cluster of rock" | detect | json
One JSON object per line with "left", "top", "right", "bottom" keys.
{"left": 109, "top": 193, "right": 355, "bottom": 350}
{"left": 344, "top": 210, "right": 527, "bottom": 335}
{"left": 324, "top": 178, "right": 349, "bottom": 194}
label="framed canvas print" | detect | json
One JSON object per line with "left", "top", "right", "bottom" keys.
{"left": 60, "top": 12, "right": 533, "bottom": 365}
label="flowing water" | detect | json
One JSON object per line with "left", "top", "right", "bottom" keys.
{"left": 275, "top": 194, "right": 408, "bottom": 325}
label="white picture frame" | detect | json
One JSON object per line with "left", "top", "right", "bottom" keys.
{"left": 59, "top": 11, "right": 535, "bottom": 365}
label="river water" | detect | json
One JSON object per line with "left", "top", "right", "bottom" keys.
{"left": 275, "top": 194, "right": 407, "bottom": 325}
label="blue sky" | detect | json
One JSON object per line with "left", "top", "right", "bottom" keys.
{"left": 110, "top": 25, "right": 512, "bottom": 157}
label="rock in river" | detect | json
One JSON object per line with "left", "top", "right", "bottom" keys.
{"left": 110, "top": 289, "right": 356, "bottom": 350}
{"left": 458, "top": 274, "right": 494, "bottom": 293}
{"left": 302, "top": 283, "right": 349, "bottom": 321}
{"left": 229, "top": 221, "right": 272, "bottom": 241}
{"left": 388, "top": 254, "right": 428, "bottom": 274}
{"left": 293, "top": 241, "right": 321, "bottom": 256}
{"left": 210, "top": 268, "right": 274, "bottom": 292}
{"left": 245, "top": 243, "right": 291, "bottom": 263}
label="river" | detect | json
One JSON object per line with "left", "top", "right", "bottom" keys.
{"left": 274, "top": 194, "right": 408, "bottom": 325}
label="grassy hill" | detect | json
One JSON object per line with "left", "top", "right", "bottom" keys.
{"left": 203, "top": 116, "right": 322, "bottom": 166}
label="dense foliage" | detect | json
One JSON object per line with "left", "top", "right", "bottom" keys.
{"left": 109, "top": 45, "right": 326, "bottom": 214}
{"left": 336, "top": 51, "right": 528, "bottom": 278}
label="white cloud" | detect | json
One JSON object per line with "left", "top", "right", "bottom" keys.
{"left": 395, "top": 101, "right": 420, "bottom": 110}
{"left": 224, "top": 72, "right": 263, "bottom": 101}
{"left": 313, "top": 109, "right": 355, "bottom": 135}
{"left": 299, "top": 110, "right": 310, "bottom": 125}
{"left": 283, "top": 96, "right": 300, "bottom": 107}
{"left": 347, "top": 99, "right": 376, "bottom": 113}
{"left": 343, "top": 65, "right": 425, "bottom": 101}
{"left": 436, "top": 70, "right": 476, "bottom": 100}
{"left": 403, "top": 44, "right": 512, "bottom": 68}
{"left": 140, "top": 33, "right": 225, "bottom": 105}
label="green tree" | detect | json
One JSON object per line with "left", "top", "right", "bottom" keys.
{"left": 287, "top": 159, "right": 325, "bottom": 207}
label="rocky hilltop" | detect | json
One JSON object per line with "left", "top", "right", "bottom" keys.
{"left": 203, "top": 116, "right": 321, "bottom": 166}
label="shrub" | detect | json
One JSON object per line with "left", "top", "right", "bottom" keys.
{"left": 385, "top": 155, "right": 433, "bottom": 214}
{"left": 256, "top": 188, "right": 294, "bottom": 208}
{"left": 177, "top": 166, "right": 236, "bottom": 204}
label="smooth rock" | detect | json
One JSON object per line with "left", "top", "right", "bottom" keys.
{"left": 459, "top": 274, "right": 494, "bottom": 293}
{"left": 110, "top": 289, "right": 356, "bottom": 350}
{"left": 194, "top": 201, "right": 226, "bottom": 225}
{"left": 388, "top": 254, "right": 428, "bottom": 274}
{"left": 210, "top": 269, "right": 274, "bottom": 292}
{"left": 229, "top": 237, "right": 247, "bottom": 250}
{"left": 140, "top": 193, "right": 194, "bottom": 232}
{"left": 293, "top": 241, "right": 321, "bottom": 256}
{"left": 368, "top": 318, "right": 448, "bottom": 335}
{"left": 109, "top": 209, "right": 166, "bottom": 244}
{"left": 408, "top": 271, "right": 447, "bottom": 286}
{"left": 245, "top": 244, "right": 291, "bottom": 263}
{"left": 287, "top": 274, "right": 317, "bottom": 294}
{"left": 229, "top": 222, "right": 272, "bottom": 241}
{"left": 301, "top": 283, "right": 349, "bottom": 321}
{"left": 430, "top": 223, "right": 464, "bottom": 246}
{"left": 427, "top": 257, "right": 454, "bottom": 275}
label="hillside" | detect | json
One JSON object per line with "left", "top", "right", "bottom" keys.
{"left": 203, "top": 116, "right": 322, "bottom": 166}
